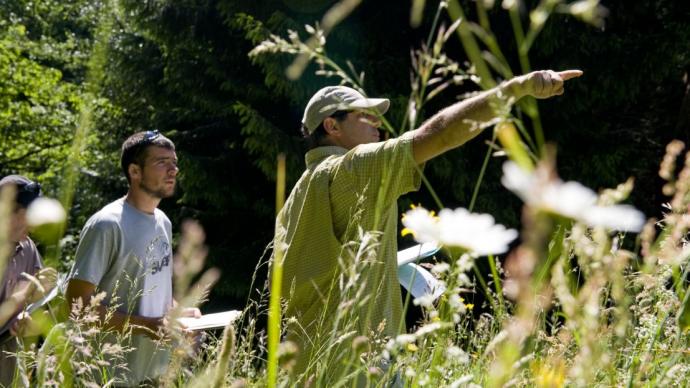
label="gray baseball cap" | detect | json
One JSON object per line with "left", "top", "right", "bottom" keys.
{"left": 302, "top": 86, "right": 390, "bottom": 134}
{"left": 0, "top": 175, "right": 41, "bottom": 208}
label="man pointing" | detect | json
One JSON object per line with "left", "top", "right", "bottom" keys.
{"left": 274, "top": 70, "right": 582, "bottom": 374}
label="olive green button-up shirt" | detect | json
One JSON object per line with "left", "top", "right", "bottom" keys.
{"left": 274, "top": 132, "right": 422, "bottom": 369}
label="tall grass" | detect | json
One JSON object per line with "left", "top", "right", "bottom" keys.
{"left": 266, "top": 153, "right": 286, "bottom": 388}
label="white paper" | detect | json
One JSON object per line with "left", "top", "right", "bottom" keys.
{"left": 396, "top": 242, "right": 440, "bottom": 267}
{"left": 397, "top": 262, "right": 445, "bottom": 301}
{"left": 177, "top": 310, "right": 242, "bottom": 331}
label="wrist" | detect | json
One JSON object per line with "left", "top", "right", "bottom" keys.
{"left": 149, "top": 316, "right": 164, "bottom": 330}
{"left": 141, "top": 316, "right": 165, "bottom": 339}
{"left": 501, "top": 76, "right": 528, "bottom": 100}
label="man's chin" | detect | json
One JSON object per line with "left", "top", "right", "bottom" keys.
{"left": 157, "top": 189, "right": 176, "bottom": 199}
{"left": 161, "top": 186, "right": 176, "bottom": 199}
{"left": 140, "top": 183, "right": 176, "bottom": 199}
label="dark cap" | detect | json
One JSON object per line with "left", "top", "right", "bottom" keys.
{"left": 0, "top": 175, "right": 42, "bottom": 208}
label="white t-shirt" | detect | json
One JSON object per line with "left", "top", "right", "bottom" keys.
{"left": 69, "top": 197, "right": 173, "bottom": 385}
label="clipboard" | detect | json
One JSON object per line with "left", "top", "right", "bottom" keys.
{"left": 396, "top": 242, "right": 440, "bottom": 267}
{"left": 397, "top": 262, "right": 445, "bottom": 300}
{"left": 177, "top": 310, "right": 242, "bottom": 331}
{"left": 396, "top": 243, "right": 445, "bottom": 301}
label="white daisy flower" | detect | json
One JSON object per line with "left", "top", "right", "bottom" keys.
{"left": 401, "top": 207, "right": 439, "bottom": 244}
{"left": 456, "top": 254, "right": 474, "bottom": 272}
{"left": 402, "top": 206, "right": 517, "bottom": 256}
{"left": 501, "top": 161, "right": 645, "bottom": 232}
{"left": 437, "top": 208, "right": 518, "bottom": 255}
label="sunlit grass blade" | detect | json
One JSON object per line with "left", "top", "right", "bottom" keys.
{"left": 267, "top": 153, "right": 286, "bottom": 387}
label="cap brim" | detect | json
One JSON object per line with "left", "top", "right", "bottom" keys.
{"left": 317, "top": 98, "right": 390, "bottom": 116}
{"left": 348, "top": 98, "right": 390, "bottom": 116}
{"left": 307, "top": 97, "right": 391, "bottom": 133}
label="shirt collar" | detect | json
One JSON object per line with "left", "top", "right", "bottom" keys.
{"left": 14, "top": 240, "right": 24, "bottom": 254}
{"left": 305, "top": 146, "right": 348, "bottom": 169}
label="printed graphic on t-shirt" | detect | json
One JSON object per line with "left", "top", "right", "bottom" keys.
{"left": 145, "top": 234, "right": 171, "bottom": 275}
{"left": 136, "top": 233, "right": 173, "bottom": 318}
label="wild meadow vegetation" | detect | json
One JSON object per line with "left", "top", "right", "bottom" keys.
{"left": 1, "top": 0, "right": 690, "bottom": 386}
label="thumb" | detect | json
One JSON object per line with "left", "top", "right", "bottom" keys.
{"left": 558, "top": 70, "right": 583, "bottom": 81}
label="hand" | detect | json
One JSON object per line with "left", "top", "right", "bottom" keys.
{"left": 9, "top": 311, "right": 39, "bottom": 337}
{"left": 159, "top": 308, "right": 204, "bottom": 349}
{"left": 36, "top": 267, "right": 58, "bottom": 295}
{"left": 156, "top": 307, "right": 200, "bottom": 336}
{"left": 178, "top": 310, "right": 205, "bottom": 353}
{"left": 180, "top": 307, "right": 202, "bottom": 319}
{"left": 177, "top": 308, "right": 203, "bottom": 345}
{"left": 177, "top": 307, "right": 202, "bottom": 337}
{"left": 508, "top": 70, "right": 583, "bottom": 99}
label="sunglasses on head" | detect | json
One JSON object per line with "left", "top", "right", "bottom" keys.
{"left": 142, "top": 130, "right": 161, "bottom": 144}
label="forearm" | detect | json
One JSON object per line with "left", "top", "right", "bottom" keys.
{"left": 0, "top": 281, "right": 35, "bottom": 328}
{"left": 94, "top": 304, "right": 163, "bottom": 338}
{"left": 0, "top": 294, "right": 26, "bottom": 329}
{"left": 66, "top": 279, "right": 164, "bottom": 339}
{"left": 411, "top": 80, "right": 519, "bottom": 164}
{"left": 410, "top": 70, "right": 580, "bottom": 164}
{"left": 92, "top": 303, "right": 199, "bottom": 338}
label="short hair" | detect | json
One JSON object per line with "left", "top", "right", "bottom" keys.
{"left": 301, "top": 110, "right": 350, "bottom": 150}
{"left": 121, "top": 130, "right": 175, "bottom": 182}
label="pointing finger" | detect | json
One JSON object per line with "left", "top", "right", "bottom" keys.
{"left": 558, "top": 70, "right": 583, "bottom": 81}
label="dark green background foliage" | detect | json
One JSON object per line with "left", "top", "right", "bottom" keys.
{"left": 1, "top": 0, "right": 688, "bottom": 308}
{"left": 0, "top": 0, "right": 117, "bottom": 266}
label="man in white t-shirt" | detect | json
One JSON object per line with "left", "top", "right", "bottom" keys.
{"left": 66, "top": 130, "right": 200, "bottom": 385}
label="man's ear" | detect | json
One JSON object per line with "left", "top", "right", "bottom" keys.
{"left": 322, "top": 117, "right": 339, "bottom": 137}
{"left": 128, "top": 163, "right": 141, "bottom": 181}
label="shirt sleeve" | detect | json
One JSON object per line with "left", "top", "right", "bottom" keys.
{"left": 338, "top": 131, "right": 423, "bottom": 206}
{"left": 68, "top": 217, "right": 119, "bottom": 286}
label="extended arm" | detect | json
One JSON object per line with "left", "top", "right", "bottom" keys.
{"left": 411, "top": 70, "right": 583, "bottom": 164}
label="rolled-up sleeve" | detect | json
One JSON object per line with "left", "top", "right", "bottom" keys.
{"left": 338, "top": 131, "right": 423, "bottom": 207}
